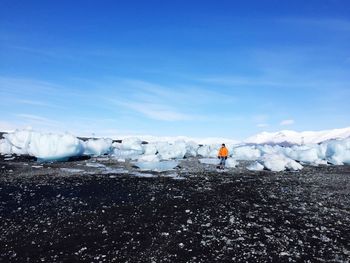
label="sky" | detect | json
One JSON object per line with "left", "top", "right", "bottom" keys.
{"left": 0, "top": 0, "right": 350, "bottom": 140}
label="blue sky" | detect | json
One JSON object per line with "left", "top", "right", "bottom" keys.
{"left": 0, "top": 0, "right": 349, "bottom": 139}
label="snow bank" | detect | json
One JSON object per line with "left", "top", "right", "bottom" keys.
{"left": 246, "top": 127, "right": 350, "bottom": 145}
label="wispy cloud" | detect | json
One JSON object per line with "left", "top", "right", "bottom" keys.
{"left": 257, "top": 123, "right": 269, "bottom": 128}
{"left": 15, "top": 114, "right": 52, "bottom": 122}
{"left": 0, "top": 76, "right": 60, "bottom": 95}
{"left": 282, "top": 17, "right": 350, "bottom": 32}
{"left": 199, "top": 76, "right": 286, "bottom": 87}
{"left": 280, "top": 119, "right": 295, "bottom": 126}
{"left": 119, "top": 79, "right": 237, "bottom": 104}
{"left": 14, "top": 114, "right": 63, "bottom": 130}
{"left": 252, "top": 114, "right": 269, "bottom": 123}
{"left": 15, "top": 99, "right": 51, "bottom": 107}
{"left": 124, "top": 102, "right": 194, "bottom": 121}
{"left": 8, "top": 46, "right": 63, "bottom": 58}
{"left": 104, "top": 78, "right": 237, "bottom": 122}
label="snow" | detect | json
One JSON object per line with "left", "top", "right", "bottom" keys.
{"left": 1, "top": 128, "right": 350, "bottom": 172}
{"left": 246, "top": 127, "right": 350, "bottom": 145}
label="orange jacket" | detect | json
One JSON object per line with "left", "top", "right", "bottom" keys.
{"left": 218, "top": 146, "right": 229, "bottom": 157}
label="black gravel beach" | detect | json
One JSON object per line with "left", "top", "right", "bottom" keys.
{"left": 0, "top": 155, "right": 349, "bottom": 262}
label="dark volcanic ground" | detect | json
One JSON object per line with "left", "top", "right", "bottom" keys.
{"left": 0, "top": 155, "right": 350, "bottom": 262}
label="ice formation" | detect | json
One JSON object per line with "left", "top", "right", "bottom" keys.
{"left": 1, "top": 129, "right": 350, "bottom": 171}
{"left": 247, "top": 162, "right": 265, "bottom": 171}
{"left": 83, "top": 138, "right": 113, "bottom": 156}
{"left": 1, "top": 129, "right": 84, "bottom": 161}
{"left": 133, "top": 160, "right": 179, "bottom": 172}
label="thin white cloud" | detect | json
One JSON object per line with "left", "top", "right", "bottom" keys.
{"left": 15, "top": 114, "right": 52, "bottom": 122}
{"left": 252, "top": 114, "right": 269, "bottom": 123}
{"left": 0, "top": 76, "right": 61, "bottom": 99}
{"left": 199, "top": 76, "right": 286, "bottom": 87}
{"left": 119, "top": 101, "right": 194, "bottom": 121}
{"left": 15, "top": 99, "right": 50, "bottom": 107}
{"left": 14, "top": 114, "right": 63, "bottom": 130}
{"left": 119, "top": 78, "right": 237, "bottom": 104}
{"left": 282, "top": 17, "right": 350, "bottom": 32}
{"left": 257, "top": 123, "right": 269, "bottom": 128}
{"left": 104, "top": 78, "right": 238, "bottom": 122}
{"left": 280, "top": 119, "right": 295, "bottom": 126}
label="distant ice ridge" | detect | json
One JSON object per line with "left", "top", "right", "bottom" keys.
{"left": 1, "top": 128, "right": 350, "bottom": 172}
{"left": 246, "top": 127, "right": 350, "bottom": 145}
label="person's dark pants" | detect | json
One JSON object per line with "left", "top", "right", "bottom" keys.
{"left": 219, "top": 157, "right": 226, "bottom": 167}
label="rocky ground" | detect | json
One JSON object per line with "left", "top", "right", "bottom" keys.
{"left": 0, "top": 154, "right": 349, "bottom": 262}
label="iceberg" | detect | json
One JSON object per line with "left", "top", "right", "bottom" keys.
{"left": 2, "top": 129, "right": 84, "bottom": 161}
{"left": 247, "top": 162, "right": 265, "bottom": 171}
{"left": 1, "top": 128, "right": 350, "bottom": 172}
{"left": 133, "top": 160, "right": 179, "bottom": 172}
{"left": 325, "top": 138, "right": 350, "bottom": 165}
{"left": 83, "top": 138, "right": 113, "bottom": 156}
{"left": 260, "top": 154, "right": 303, "bottom": 172}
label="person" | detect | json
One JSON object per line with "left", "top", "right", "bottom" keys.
{"left": 217, "top": 143, "right": 229, "bottom": 169}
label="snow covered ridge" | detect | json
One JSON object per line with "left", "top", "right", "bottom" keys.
{"left": 1, "top": 129, "right": 350, "bottom": 172}
{"left": 245, "top": 127, "right": 350, "bottom": 145}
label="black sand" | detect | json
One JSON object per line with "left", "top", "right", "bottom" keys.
{"left": 0, "top": 155, "right": 349, "bottom": 262}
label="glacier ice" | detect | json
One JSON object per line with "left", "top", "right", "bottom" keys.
{"left": 133, "top": 160, "right": 179, "bottom": 172}
{"left": 1, "top": 129, "right": 350, "bottom": 172}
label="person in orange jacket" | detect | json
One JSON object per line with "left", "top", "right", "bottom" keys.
{"left": 218, "top": 143, "right": 229, "bottom": 169}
